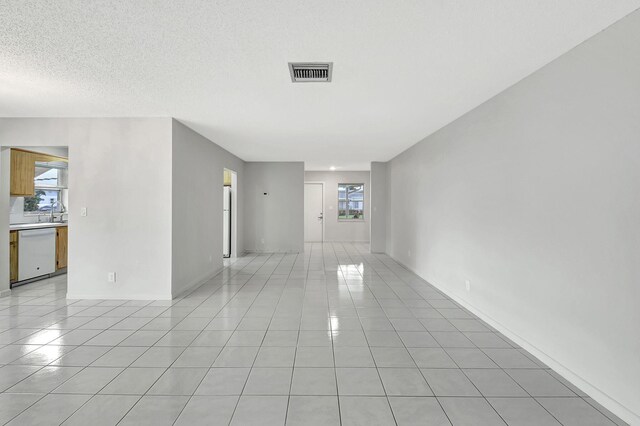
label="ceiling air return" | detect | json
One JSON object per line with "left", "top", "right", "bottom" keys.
{"left": 288, "top": 62, "right": 333, "bottom": 82}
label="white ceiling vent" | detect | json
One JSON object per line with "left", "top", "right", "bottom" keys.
{"left": 288, "top": 62, "right": 333, "bottom": 82}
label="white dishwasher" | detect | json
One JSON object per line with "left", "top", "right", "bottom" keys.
{"left": 18, "top": 228, "right": 56, "bottom": 281}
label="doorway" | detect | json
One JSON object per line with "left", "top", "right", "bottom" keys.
{"left": 304, "top": 182, "right": 324, "bottom": 242}
{"left": 6, "top": 147, "right": 69, "bottom": 290}
{"left": 223, "top": 168, "right": 238, "bottom": 258}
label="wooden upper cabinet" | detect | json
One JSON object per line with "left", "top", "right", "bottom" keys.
{"left": 56, "top": 226, "right": 68, "bottom": 270}
{"left": 10, "top": 149, "right": 36, "bottom": 196}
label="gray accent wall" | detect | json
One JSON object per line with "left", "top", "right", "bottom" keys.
{"left": 304, "top": 171, "right": 370, "bottom": 242}
{"left": 369, "top": 163, "right": 387, "bottom": 252}
{"left": 383, "top": 10, "right": 640, "bottom": 423}
{"left": 171, "top": 119, "right": 245, "bottom": 297}
{"left": 244, "top": 162, "right": 304, "bottom": 253}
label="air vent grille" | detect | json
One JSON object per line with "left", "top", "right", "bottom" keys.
{"left": 289, "top": 62, "right": 333, "bottom": 82}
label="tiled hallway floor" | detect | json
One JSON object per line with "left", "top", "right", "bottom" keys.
{"left": 0, "top": 243, "right": 627, "bottom": 425}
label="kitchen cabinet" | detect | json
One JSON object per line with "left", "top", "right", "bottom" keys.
{"left": 9, "top": 231, "right": 18, "bottom": 282}
{"left": 10, "top": 148, "right": 69, "bottom": 197}
{"left": 56, "top": 226, "right": 68, "bottom": 270}
{"left": 10, "top": 149, "right": 36, "bottom": 196}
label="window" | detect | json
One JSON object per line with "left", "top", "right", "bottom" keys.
{"left": 24, "top": 162, "right": 66, "bottom": 215}
{"left": 338, "top": 183, "right": 364, "bottom": 220}
{"left": 24, "top": 189, "right": 62, "bottom": 213}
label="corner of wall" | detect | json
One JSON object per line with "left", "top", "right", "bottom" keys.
{"left": 370, "top": 161, "right": 388, "bottom": 253}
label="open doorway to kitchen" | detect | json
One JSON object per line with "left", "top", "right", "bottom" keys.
{"left": 7, "top": 147, "right": 69, "bottom": 289}
{"left": 223, "top": 168, "right": 238, "bottom": 258}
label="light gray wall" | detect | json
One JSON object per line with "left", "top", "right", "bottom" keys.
{"left": 0, "top": 118, "right": 174, "bottom": 299}
{"left": 385, "top": 11, "right": 640, "bottom": 423}
{"left": 369, "top": 162, "right": 387, "bottom": 252}
{"left": 304, "top": 171, "right": 370, "bottom": 242}
{"left": 171, "top": 119, "right": 244, "bottom": 297}
{"left": 244, "top": 162, "right": 304, "bottom": 252}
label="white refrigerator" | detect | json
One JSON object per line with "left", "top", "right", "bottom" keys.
{"left": 223, "top": 186, "right": 231, "bottom": 258}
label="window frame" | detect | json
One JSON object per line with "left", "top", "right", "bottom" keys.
{"left": 23, "top": 164, "right": 67, "bottom": 216}
{"left": 337, "top": 183, "right": 365, "bottom": 221}
{"left": 23, "top": 188, "right": 63, "bottom": 215}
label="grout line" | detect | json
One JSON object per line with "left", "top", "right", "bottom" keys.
{"left": 0, "top": 244, "right": 623, "bottom": 426}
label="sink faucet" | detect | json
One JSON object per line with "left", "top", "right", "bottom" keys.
{"left": 50, "top": 200, "right": 65, "bottom": 223}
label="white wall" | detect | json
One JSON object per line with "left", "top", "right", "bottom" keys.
{"left": 369, "top": 162, "right": 387, "bottom": 252}
{"left": 385, "top": 11, "right": 640, "bottom": 423}
{"left": 171, "top": 119, "right": 244, "bottom": 297}
{"left": 244, "top": 162, "right": 304, "bottom": 253}
{"left": 0, "top": 118, "right": 174, "bottom": 299}
{"left": 304, "top": 171, "right": 370, "bottom": 242}
{"left": 0, "top": 148, "right": 11, "bottom": 297}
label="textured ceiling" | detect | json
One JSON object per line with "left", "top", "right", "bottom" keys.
{"left": 1, "top": 1, "right": 639, "bottom": 170}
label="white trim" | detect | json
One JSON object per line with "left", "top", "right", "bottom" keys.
{"left": 390, "top": 255, "right": 640, "bottom": 426}
{"left": 323, "top": 239, "right": 370, "bottom": 243}
{"left": 172, "top": 266, "right": 223, "bottom": 299}
{"left": 0, "top": 289, "right": 11, "bottom": 298}
{"left": 304, "top": 181, "right": 325, "bottom": 242}
{"left": 244, "top": 249, "right": 301, "bottom": 254}
{"left": 66, "top": 292, "right": 172, "bottom": 301}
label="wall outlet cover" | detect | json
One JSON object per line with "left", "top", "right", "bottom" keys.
{"left": 465, "top": 280, "right": 471, "bottom": 292}
{"left": 108, "top": 272, "right": 116, "bottom": 283}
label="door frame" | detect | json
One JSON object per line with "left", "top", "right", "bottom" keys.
{"left": 304, "top": 181, "right": 325, "bottom": 242}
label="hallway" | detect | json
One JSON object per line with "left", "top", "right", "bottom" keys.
{"left": 0, "top": 243, "right": 625, "bottom": 425}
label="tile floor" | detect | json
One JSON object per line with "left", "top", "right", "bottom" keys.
{"left": 0, "top": 243, "right": 627, "bottom": 426}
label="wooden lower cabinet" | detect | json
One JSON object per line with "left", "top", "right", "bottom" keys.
{"left": 9, "top": 231, "right": 18, "bottom": 282}
{"left": 56, "top": 226, "right": 68, "bottom": 270}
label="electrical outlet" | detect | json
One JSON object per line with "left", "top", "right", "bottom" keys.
{"left": 208, "top": 255, "right": 212, "bottom": 263}
{"left": 81, "top": 207, "right": 87, "bottom": 217}
{"left": 108, "top": 272, "right": 116, "bottom": 283}
{"left": 465, "top": 280, "right": 471, "bottom": 292}
{"left": 408, "top": 249, "right": 411, "bottom": 257}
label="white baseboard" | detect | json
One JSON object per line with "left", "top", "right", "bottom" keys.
{"left": 66, "top": 292, "right": 172, "bottom": 300}
{"left": 321, "top": 240, "right": 371, "bottom": 243}
{"left": 0, "top": 289, "right": 11, "bottom": 298}
{"left": 244, "top": 250, "right": 301, "bottom": 254}
{"left": 172, "top": 267, "right": 223, "bottom": 299}
{"left": 391, "top": 255, "right": 639, "bottom": 426}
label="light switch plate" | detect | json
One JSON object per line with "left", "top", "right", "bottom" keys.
{"left": 81, "top": 207, "right": 87, "bottom": 217}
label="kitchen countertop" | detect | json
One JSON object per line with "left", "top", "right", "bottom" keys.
{"left": 10, "top": 222, "right": 68, "bottom": 231}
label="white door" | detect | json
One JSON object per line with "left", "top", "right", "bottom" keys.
{"left": 304, "top": 183, "right": 323, "bottom": 242}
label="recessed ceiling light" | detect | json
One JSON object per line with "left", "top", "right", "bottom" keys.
{"left": 329, "top": 166, "right": 336, "bottom": 171}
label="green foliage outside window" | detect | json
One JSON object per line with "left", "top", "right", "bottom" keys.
{"left": 24, "top": 189, "right": 46, "bottom": 212}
